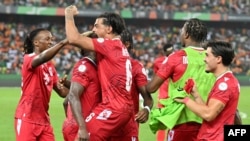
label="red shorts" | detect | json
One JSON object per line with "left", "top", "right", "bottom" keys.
{"left": 167, "top": 122, "right": 201, "bottom": 141}
{"left": 14, "top": 118, "right": 55, "bottom": 141}
{"left": 110, "top": 114, "right": 139, "bottom": 141}
{"left": 85, "top": 104, "right": 133, "bottom": 141}
{"left": 62, "top": 118, "right": 78, "bottom": 141}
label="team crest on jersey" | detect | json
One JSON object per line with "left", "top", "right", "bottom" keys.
{"left": 96, "top": 109, "right": 112, "bottom": 120}
{"left": 97, "top": 38, "right": 104, "bottom": 43}
{"left": 218, "top": 82, "right": 228, "bottom": 91}
{"left": 78, "top": 64, "right": 86, "bottom": 72}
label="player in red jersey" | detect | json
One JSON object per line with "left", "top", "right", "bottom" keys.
{"left": 110, "top": 29, "right": 153, "bottom": 141}
{"left": 153, "top": 43, "right": 174, "bottom": 141}
{"left": 14, "top": 28, "right": 69, "bottom": 141}
{"left": 65, "top": 6, "right": 133, "bottom": 140}
{"left": 147, "top": 18, "right": 215, "bottom": 141}
{"left": 61, "top": 31, "right": 101, "bottom": 141}
{"left": 175, "top": 41, "right": 240, "bottom": 141}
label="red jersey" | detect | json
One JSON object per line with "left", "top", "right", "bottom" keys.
{"left": 197, "top": 71, "right": 240, "bottom": 141}
{"left": 157, "top": 50, "right": 187, "bottom": 82}
{"left": 66, "top": 57, "right": 101, "bottom": 120}
{"left": 153, "top": 56, "right": 167, "bottom": 73}
{"left": 15, "top": 53, "right": 58, "bottom": 125}
{"left": 92, "top": 38, "right": 133, "bottom": 113}
{"left": 131, "top": 58, "right": 148, "bottom": 113}
{"left": 153, "top": 56, "right": 169, "bottom": 99}
{"left": 109, "top": 58, "right": 148, "bottom": 139}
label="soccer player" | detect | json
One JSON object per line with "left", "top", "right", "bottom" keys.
{"left": 14, "top": 28, "right": 69, "bottom": 141}
{"left": 110, "top": 29, "right": 154, "bottom": 141}
{"left": 153, "top": 43, "right": 174, "bottom": 141}
{"left": 146, "top": 18, "right": 216, "bottom": 141}
{"left": 175, "top": 41, "right": 240, "bottom": 141}
{"left": 61, "top": 31, "right": 101, "bottom": 141}
{"left": 65, "top": 5, "right": 134, "bottom": 140}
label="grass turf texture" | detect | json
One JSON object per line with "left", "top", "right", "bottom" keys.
{"left": 0, "top": 87, "right": 249, "bottom": 141}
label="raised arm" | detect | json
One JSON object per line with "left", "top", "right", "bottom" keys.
{"left": 64, "top": 5, "right": 94, "bottom": 51}
{"left": 32, "top": 39, "right": 68, "bottom": 68}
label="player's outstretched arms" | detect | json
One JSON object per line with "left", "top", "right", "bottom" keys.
{"left": 32, "top": 39, "right": 68, "bottom": 68}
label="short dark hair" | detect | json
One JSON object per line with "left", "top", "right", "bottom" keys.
{"left": 163, "top": 44, "right": 173, "bottom": 52}
{"left": 184, "top": 18, "right": 207, "bottom": 43}
{"left": 120, "top": 29, "right": 133, "bottom": 50}
{"left": 206, "top": 41, "right": 235, "bottom": 66}
{"left": 97, "top": 12, "right": 126, "bottom": 35}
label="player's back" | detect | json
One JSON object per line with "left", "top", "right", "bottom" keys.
{"left": 93, "top": 38, "right": 133, "bottom": 113}
{"left": 71, "top": 57, "right": 101, "bottom": 118}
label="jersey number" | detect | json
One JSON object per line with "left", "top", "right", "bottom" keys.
{"left": 126, "top": 59, "right": 132, "bottom": 91}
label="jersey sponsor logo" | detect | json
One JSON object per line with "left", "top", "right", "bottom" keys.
{"left": 97, "top": 38, "right": 104, "bottom": 43}
{"left": 96, "top": 109, "right": 112, "bottom": 120}
{"left": 78, "top": 64, "right": 86, "bottom": 72}
{"left": 218, "top": 82, "right": 228, "bottom": 91}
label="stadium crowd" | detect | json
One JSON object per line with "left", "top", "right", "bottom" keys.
{"left": 1, "top": 1, "right": 250, "bottom": 77}
{"left": 1, "top": 21, "right": 250, "bottom": 77}
{"left": 1, "top": 0, "right": 250, "bottom": 15}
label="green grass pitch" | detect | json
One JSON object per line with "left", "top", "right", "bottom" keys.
{"left": 0, "top": 87, "right": 249, "bottom": 141}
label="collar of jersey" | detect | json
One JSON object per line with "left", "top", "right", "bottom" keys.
{"left": 189, "top": 46, "right": 204, "bottom": 51}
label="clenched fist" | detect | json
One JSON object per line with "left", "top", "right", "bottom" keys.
{"left": 65, "top": 5, "right": 79, "bottom": 16}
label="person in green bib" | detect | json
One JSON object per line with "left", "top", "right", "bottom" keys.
{"left": 175, "top": 41, "right": 240, "bottom": 141}
{"left": 146, "top": 18, "right": 216, "bottom": 141}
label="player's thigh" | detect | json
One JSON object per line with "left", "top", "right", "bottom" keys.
{"left": 86, "top": 110, "right": 131, "bottom": 139}
{"left": 110, "top": 116, "right": 139, "bottom": 141}
{"left": 15, "top": 119, "right": 36, "bottom": 141}
{"left": 14, "top": 119, "right": 55, "bottom": 141}
{"left": 62, "top": 120, "right": 78, "bottom": 141}
{"left": 38, "top": 124, "right": 55, "bottom": 141}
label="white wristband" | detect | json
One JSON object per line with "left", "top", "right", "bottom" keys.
{"left": 144, "top": 106, "right": 151, "bottom": 113}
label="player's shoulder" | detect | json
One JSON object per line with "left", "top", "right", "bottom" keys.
{"left": 216, "top": 72, "right": 239, "bottom": 88}
{"left": 167, "top": 50, "right": 185, "bottom": 61}
{"left": 154, "top": 56, "right": 165, "bottom": 63}
{"left": 130, "top": 58, "right": 143, "bottom": 67}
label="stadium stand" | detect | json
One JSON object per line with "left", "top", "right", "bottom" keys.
{"left": 0, "top": 1, "right": 250, "bottom": 78}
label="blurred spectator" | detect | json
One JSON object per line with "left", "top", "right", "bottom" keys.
{"left": 1, "top": 0, "right": 250, "bottom": 15}
{"left": 1, "top": 20, "right": 250, "bottom": 77}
